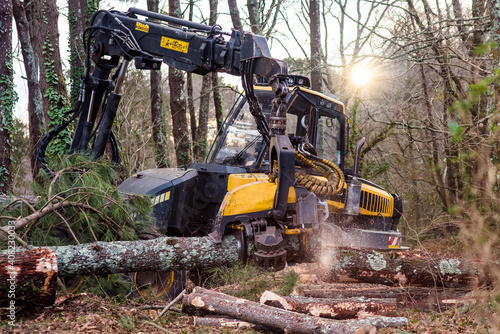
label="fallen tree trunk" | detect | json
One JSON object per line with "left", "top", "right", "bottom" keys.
{"left": 322, "top": 248, "right": 481, "bottom": 288}
{"left": 182, "top": 287, "right": 407, "bottom": 334}
{"left": 0, "top": 248, "right": 58, "bottom": 307}
{"left": 0, "top": 236, "right": 239, "bottom": 306}
{"left": 297, "top": 283, "right": 472, "bottom": 311}
{"left": 260, "top": 290, "right": 397, "bottom": 319}
{"left": 42, "top": 235, "right": 238, "bottom": 277}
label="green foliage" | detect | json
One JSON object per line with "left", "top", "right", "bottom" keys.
{"left": 201, "top": 262, "right": 275, "bottom": 301}
{"left": 0, "top": 55, "right": 18, "bottom": 191}
{"left": 118, "top": 313, "right": 136, "bottom": 331}
{"left": 0, "top": 155, "right": 152, "bottom": 296}
{"left": 448, "top": 121, "right": 465, "bottom": 142}
{"left": 276, "top": 270, "right": 299, "bottom": 296}
{"left": 83, "top": 274, "right": 132, "bottom": 301}
{"left": 0, "top": 154, "right": 152, "bottom": 247}
{"left": 472, "top": 41, "right": 497, "bottom": 56}
{"left": 200, "top": 262, "right": 299, "bottom": 302}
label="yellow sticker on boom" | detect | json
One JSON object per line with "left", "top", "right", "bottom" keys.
{"left": 135, "top": 22, "right": 149, "bottom": 33}
{"left": 160, "top": 36, "right": 189, "bottom": 53}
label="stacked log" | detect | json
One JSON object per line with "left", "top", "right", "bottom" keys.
{"left": 182, "top": 287, "right": 393, "bottom": 334}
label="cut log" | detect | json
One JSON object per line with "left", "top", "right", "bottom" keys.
{"left": 322, "top": 248, "right": 481, "bottom": 288}
{"left": 260, "top": 290, "right": 397, "bottom": 319}
{"left": 297, "top": 283, "right": 472, "bottom": 311}
{"left": 183, "top": 287, "right": 407, "bottom": 333}
{"left": 0, "top": 248, "right": 58, "bottom": 307}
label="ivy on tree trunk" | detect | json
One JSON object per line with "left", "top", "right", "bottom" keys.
{"left": 0, "top": 0, "right": 15, "bottom": 193}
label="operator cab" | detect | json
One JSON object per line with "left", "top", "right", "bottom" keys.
{"left": 207, "top": 85, "right": 347, "bottom": 172}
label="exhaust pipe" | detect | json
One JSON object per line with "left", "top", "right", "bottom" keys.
{"left": 344, "top": 137, "right": 365, "bottom": 215}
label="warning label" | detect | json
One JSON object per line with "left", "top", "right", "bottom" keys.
{"left": 160, "top": 37, "right": 189, "bottom": 53}
{"left": 135, "top": 22, "right": 149, "bottom": 33}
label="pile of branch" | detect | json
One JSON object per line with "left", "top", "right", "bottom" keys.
{"left": 182, "top": 287, "right": 408, "bottom": 334}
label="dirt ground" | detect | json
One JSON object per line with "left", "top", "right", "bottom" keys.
{"left": 0, "top": 263, "right": 491, "bottom": 333}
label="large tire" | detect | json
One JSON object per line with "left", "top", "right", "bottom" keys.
{"left": 131, "top": 269, "right": 187, "bottom": 300}
{"left": 130, "top": 232, "right": 187, "bottom": 300}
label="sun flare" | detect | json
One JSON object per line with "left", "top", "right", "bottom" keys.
{"left": 349, "top": 66, "right": 373, "bottom": 87}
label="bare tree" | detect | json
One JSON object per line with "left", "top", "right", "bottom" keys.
{"left": 310, "top": 0, "right": 322, "bottom": 91}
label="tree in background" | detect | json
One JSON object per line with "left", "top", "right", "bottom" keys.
{"left": 309, "top": 0, "right": 322, "bottom": 92}
{"left": 68, "top": 0, "right": 98, "bottom": 106}
{"left": 147, "top": 0, "right": 169, "bottom": 168}
{"left": 0, "top": 0, "right": 16, "bottom": 193}
{"left": 30, "top": 0, "right": 71, "bottom": 157}
{"left": 168, "top": 0, "right": 192, "bottom": 166}
{"left": 12, "top": 0, "right": 45, "bottom": 181}
{"left": 193, "top": 0, "right": 220, "bottom": 161}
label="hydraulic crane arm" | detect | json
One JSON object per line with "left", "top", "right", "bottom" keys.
{"left": 37, "top": 7, "right": 289, "bottom": 175}
{"left": 90, "top": 8, "right": 287, "bottom": 79}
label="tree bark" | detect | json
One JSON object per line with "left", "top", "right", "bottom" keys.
{"left": 0, "top": 248, "right": 58, "bottom": 307}
{"left": 209, "top": 0, "right": 224, "bottom": 132}
{"left": 227, "top": 0, "right": 243, "bottom": 34}
{"left": 148, "top": 0, "right": 169, "bottom": 168}
{"left": 260, "top": 290, "right": 397, "bottom": 319}
{"left": 182, "top": 287, "right": 384, "bottom": 333}
{"left": 196, "top": 75, "right": 211, "bottom": 161}
{"left": 169, "top": 0, "right": 192, "bottom": 167}
{"left": 323, "top": 248, "right": 481, "bottom": 288}
{"left": 0, "top": 0, "right": 14, "bottom": 193}
{"left": 247, "top": 0, "right": 261, "bottom": 34}
{"left": 212, "top": 73, "right": 224, "bottom": 131}
{"left": 12, "top": 0, "right": 46, "bottom": 180}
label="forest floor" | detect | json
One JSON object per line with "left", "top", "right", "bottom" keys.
{"left": 0, "top": 262, "right": 493, "bottom": 333}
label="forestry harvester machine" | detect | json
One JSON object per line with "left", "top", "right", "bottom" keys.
{"left": 38, "top": 8, "right": 404, "bottom": 296}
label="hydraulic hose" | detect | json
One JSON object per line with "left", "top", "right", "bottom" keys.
{"left": 294, "top": 143, "right": 345, "bottom": 197}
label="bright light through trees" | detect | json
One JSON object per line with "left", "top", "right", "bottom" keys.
{"left": 349, "top": 65, "right": 373, "bottom": 88}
